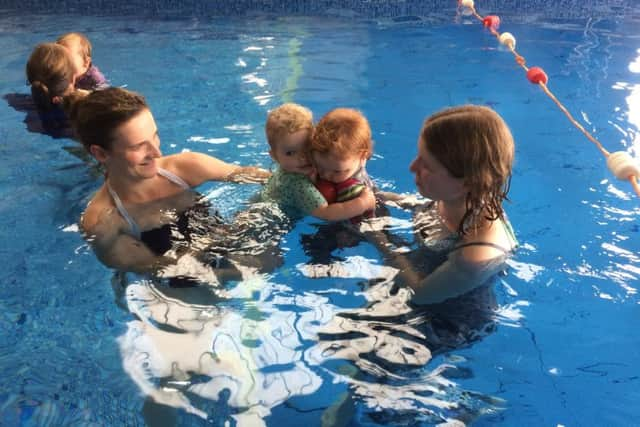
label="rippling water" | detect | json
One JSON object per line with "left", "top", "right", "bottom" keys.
{"left": 1, "top": 10, "right": 639, "bottom": 426}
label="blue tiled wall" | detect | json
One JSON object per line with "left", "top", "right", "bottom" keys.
{"left": 0, "top": 0, "right": 637, "bottom": 19}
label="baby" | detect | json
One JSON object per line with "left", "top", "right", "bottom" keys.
{"left": 309, "top": 107, "right": 376, "bottom": 221}
{"left": 261, "top": 103, "right": 375, "bottom": 221}
{"left": 56, "top": 32, "right": 108, "bottom": 91}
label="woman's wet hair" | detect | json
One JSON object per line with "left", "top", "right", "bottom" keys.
{"left": 421, "top": 105, "right": 514, "bottom": 234}
{"left": 68, "top": 87, "right": 148, "bottom": 152}
{"left": 26, "top": 43, "right": 75, "bottom": 111}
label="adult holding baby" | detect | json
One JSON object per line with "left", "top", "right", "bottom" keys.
{"left": 380, "top": 105, "right": 518, "bottom": 304}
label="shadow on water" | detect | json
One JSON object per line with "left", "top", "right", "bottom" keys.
{"left": 4, "top": 92, "right": 105, "bottom": 179}
{"left": 3, "top": 92, "right": 73, "bottom": 139}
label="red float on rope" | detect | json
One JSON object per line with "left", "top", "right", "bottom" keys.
{"left": 483, "top": 15, "right": 500, "bottom": 30}
{"left": 457, "top": 0, "right": 640, "bottom": 197}
{"left": 526, "top": 66, "right": 548, "bottom": 84}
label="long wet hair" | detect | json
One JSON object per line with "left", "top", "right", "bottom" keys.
{"left": 68, "top": 87, "right": 148, "bottom": 152}
{"left": 26, "top": 43, "right": 75, "bottom": 112}
{"left": 421, "top": 105, "right": 514, "bottom": 234}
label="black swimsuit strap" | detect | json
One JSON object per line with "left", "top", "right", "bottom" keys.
{"left": 452, "top": 241, "right": 511, "bottom": 254}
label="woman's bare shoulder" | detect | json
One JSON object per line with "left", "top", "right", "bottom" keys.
{"left": 81, "top": 187, "right": 118, "bottom": 237}
{"left": 458, "top": 219, "right": 515, "bottom": 263}
{"left": 459, "top": 244, "right": 505, "bottom": 264}
{"left": 156, "top": 154, "right": 181, "bottom": 168}
{"left": 155, "top": 153, "right": 202, "bottom": 185}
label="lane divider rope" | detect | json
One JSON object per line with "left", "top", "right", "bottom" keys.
{"left": 458, "top": 0, "right": 640, "bottom": 198}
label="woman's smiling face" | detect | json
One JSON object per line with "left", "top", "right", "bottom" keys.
{"left": 105, "top": 109, "right": 162, "bottom": 180}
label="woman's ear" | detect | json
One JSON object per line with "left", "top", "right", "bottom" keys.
{"left": 89, "top": 145, "right": 108, "bottom": 163}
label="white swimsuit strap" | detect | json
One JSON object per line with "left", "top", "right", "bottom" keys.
{"left": 158, "top": 168, "right": 190, "bottom": 190}
{"left": 106, "top": 182, "right": 141, "bottom": 239}
{"left": 106, "top": 168, "right": 191, "bottom": 238}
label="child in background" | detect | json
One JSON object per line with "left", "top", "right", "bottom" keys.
{"left": 310, "top": 107, "right": 376, "bottom": 221}
{"left": 26, "top": 42, "right": 77, "bottom": 132}
{"left": 261, "top": 103, "right": 375, "bottom": 221}
{"left": 57, "top": 32, "right": 108, "bottom": 91}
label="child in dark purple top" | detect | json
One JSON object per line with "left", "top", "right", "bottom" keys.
{"left": 57, "top": 32, "right": 108, "bottom": 91}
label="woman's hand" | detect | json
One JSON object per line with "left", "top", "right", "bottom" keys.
{"left": 378, "top": 191, "right": 426, "bottom": 210}
{"left": 226, "top": 166, "right": 271, "bottom": 184}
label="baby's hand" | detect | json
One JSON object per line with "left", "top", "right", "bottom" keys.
{"left": 356, "top": 187, "right": 376, "bottom": 212}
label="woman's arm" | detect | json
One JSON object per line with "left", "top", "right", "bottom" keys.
{"left": 408, "top": 253, "right": 503, "bottom": 305}
{"left": 364, "top": 228, "right": 507, "bottom": 305}
{"left": 92, "top": 231, "right": 172, "bottom": 274}
{"left": 85, "top": 221, "right": 171, "bottom": 274}
{"left": 225, "top": 166, "right": 271, "bottom": 184}
{"left": 166, "top": 152, "right": 270, "bottom": 187}
{"left": 81, "top": 198, "right": 172, "bottom": 273}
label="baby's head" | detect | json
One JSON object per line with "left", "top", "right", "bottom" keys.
{"left": 266, "top": 103, "right": 314, "bottom": 175}
{"left": 56, "top": 32, "right": 92, "bottom": 79}
{"left": 310, "top": 108, "right": 373, "bottom": 184}
{"left": 26, "top": 42, "right": 76, "bottom": 111}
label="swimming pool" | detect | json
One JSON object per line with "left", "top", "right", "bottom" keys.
{"left": 1, "top": 1, "right": 639, "bottom": 425}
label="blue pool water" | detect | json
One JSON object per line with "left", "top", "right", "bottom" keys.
{"left": 1, "top": 5, "right": 639, "bottom": 426}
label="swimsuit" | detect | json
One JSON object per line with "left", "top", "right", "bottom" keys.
{"left": 452, "top": 218, "right": 518, "bottom": 254}
{"left": 107, "top": 168, "right": 215, "bottom": 256}
{"left": 76, "top": 64, "right": 108, "bottom": 91}
{"left": 415, "top": 201, "right": 518, "bottom": 254}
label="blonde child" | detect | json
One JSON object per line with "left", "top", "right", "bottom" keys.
{"left": 261, "top": 103, "right": 375, "bottom": 221}
{"left": 57, "top": 32, "right": 108, "bottom": 91}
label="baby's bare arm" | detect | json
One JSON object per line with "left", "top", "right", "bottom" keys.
{"left": 311, "top": 187, "right": 376, "bottom": 221}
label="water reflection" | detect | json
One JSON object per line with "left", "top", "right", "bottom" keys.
{"left": 625, "top": 48, "right": 640, "bottom": 154}
{"left": 116, "top": 268, "right": 327, "bottom": 426}
{"left": 110, "top": 198, "right": 522, "bottom": 425}
{"left": 303, "top": 256, "right": 507, "bottom": 425}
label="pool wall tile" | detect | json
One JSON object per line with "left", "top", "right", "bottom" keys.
{"left": 1, "top": 0, "right": 638, "bottom": 20}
